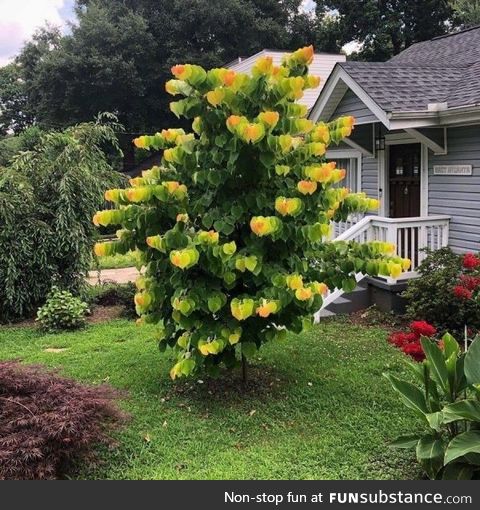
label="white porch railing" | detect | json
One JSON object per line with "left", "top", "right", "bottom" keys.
{"left": 316, "top": 215, "right": 450, "bottom": 318}
{"left": 335, "top": 215, "right": 450, "bottom": 274}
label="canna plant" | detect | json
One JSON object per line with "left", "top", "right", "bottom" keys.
{"left": 93, "top": 46, "right": 410, "bottom": 380}
{"left": 385, "top": 334, "right": 480, "bottom": 480}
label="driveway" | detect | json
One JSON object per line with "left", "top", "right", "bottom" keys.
{"left": 87, "top": 266, "right": 141, "bottom": 285}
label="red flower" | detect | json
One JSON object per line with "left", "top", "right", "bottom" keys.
{"left": 402, "top": 341, "right": 425, "bottom": 362}
{"left": 463, "top": 253, "right": 480, "bottom": 270}
{"left": 388, "top": 331, "right": 418, "bottom": 347}
{"left": 453, "top": 285, "right": 473, "bottom": 300}
{"left": 460, "top": 274, "right": 480, "bottom": 291}
{"left": 410, "top": 321, "right": 437, "bottom": 337}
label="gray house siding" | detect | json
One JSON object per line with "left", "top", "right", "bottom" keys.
{"left": 330, "top": 89, "right": 378, "bottom": 124}
{"left": 361, "top": 156, "right": 379, "bottom": 200}
{"left": 428, "top": 126, "right": 480, "bottom": 253}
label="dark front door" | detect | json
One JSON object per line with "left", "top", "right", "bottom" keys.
{"left": 389, "top": 143, "right": 421, "bottom": 218}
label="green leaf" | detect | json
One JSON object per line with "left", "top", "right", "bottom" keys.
{"left": 383, "top": 373, "right": 428, "bottom": 416}
{"left": 442, "top": 332, "right": 460, "bottom": 360}
{"left": 444, "top": 431, "right": 480, "bottom": 465}
{"left": 442, "top": 463, "right": 474, "bottom": 480}
{"left": 389, "top": 434, "right": 421, "bottom": 449}
{"left": 442, "top": 400, "right": 480, "bottom": 424}
{"left": 241, "top": 342, "right": 257, "bottom": 359}
{"left": 207, "top": 296, "right": 222, "bottom": 313}
{"left": 341, "top": 277, "right": 356, "bottom": 293}
{"left": 465, "top": 335, "right": 480, "bottom": 385}
{"left": 416, "top": 435, "right": 445, "bottom": 480}
{"left": 426, "top": 411, "right": 444, "bottom": 432}
{"left": 421, "top": 337, "right": 449, "bottom": 394}
{"left": 207, "top": 170, "right": 222, "bottom": 186}
{"left": 244, "top": 256, "right": 258, "bottom": 272}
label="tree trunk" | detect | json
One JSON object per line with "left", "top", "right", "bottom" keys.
{"left": 241, "top": 355, "right": 248, "bottom": 385}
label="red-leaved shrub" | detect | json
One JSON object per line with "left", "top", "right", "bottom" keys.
{"left": 0, "top": 361, "right": 127, "bottom": 480}
{"left": 388, "top": 321, "right": 437, "bottom": 362}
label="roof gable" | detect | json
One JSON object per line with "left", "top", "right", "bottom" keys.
{"left": 310, "top": 26, "right": 480, "bottom": 126}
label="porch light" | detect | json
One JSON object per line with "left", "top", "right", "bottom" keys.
{"left": 375, "top": 134, "right": 385, "bottom": 151}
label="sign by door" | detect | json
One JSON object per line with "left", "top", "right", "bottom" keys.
{"left": 433, "top": 165, "right": 472, "bottom": 175}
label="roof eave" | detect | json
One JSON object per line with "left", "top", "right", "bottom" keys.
{"left": 389, "top": 104, "right": 480, "bottom": 128}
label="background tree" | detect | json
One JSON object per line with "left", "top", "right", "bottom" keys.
{"left": 0, "top": 63, "right": 33, "bottom": 136}
{"left": 15, "top": 0, "right": 317, "bottom": 133}
{"left": 0, "top": 126, "right": 43, "bottom": 167}
{"left": 316, "top": 0, "right": 456, "bottom": 60}
{"left": 451, "top": 0, "right": 480, "bottom": 27}
{"left": 0, "top": 115, "right": 125, "bottom": 321}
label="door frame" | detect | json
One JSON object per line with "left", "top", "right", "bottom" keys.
{"left": 379, "top": 136, "right": 429, "bottom": 218}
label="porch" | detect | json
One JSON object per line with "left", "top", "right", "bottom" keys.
{"left": 333, "top": 214, "right": 451, "bottom": 281}
{"left": 316, "top": 214, "right": 450, "bottom": 319}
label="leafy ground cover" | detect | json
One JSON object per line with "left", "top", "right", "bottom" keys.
{"left": 0, "top": 317, "right": 421, "bottom": 480}
{"left": 91, "top": 251, "right": 139, "bottom": 270}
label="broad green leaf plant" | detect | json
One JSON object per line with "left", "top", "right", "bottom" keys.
{"left": 385, "top": 334, "right": 480, "bottom": 479}
{"left": 93, "top": 46, "right": 410, "bottom": 379}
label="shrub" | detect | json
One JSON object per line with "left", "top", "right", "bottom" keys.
{"left": 404, "top": 248, "right": 480, "bottom": 335}
{"left": 388, "top": 320, "right": 437, "bottom": 362}
{"left": 385, "top": 333, "right": 480, "bottom": 480}
{"left": 87, "top": 282, "right": 137, "bottom": 319}
{"left": 0, "top": 361, "right": 126, "bottom": 480}
{"left": 93, "top": 47, "right": 410, "bottom": 380}
{"left": 0, "top": 115, "right": 125, "bottom": 322}
{"left": 36, "top": 287, "right": 90, "bottom": 333}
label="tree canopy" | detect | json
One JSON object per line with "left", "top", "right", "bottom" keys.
{"left": 13, "top": 0, "right": 318, "bottom": 133}
{"left": 316, "top": 0, "right": 456, "bottom": 61}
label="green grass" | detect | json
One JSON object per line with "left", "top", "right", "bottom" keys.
{"left": 0, "top": 318, "right": 421, "bottom": 480}
{"left": 91, "top": 251, "right": 139, "bottom": 270}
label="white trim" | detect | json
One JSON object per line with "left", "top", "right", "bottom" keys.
{"left": 309, "top": 69, "right": 348, "bottom": 121}
{"left": 382, "top": 141, "right": 428, "bottom": 218}
{"left": 421, "top": 144, "right": 429, "bottom": 217}
{"left": 404, "top": 128, "right": 447, "bottom": 155}
{"left": 379, "top": 149, "right": 388, "bottom": 216}
{"left": 310, "top": 67, "right": 389, "bottom": 127}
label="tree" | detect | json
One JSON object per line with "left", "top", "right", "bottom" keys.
{"left": 316, "top": 0, "right": 456, "bottom": 60}
{"left": 0, "top": 126, "right": 43, "bottom": 167}
{"left": 451, "top": 0, "right": 480, "bottom": 27}
{"left": 17, "top": 0, "right": 315, "bottom": 133}
{"left": 0, "top": 64, "right": 33, "bottom": 136}
{"left": 0, "top": 115, "right": 125, "bottom": 321}
{"left": 93, "top": 48, "right": 410, "bottom": 380}
{"left": 16, "top": 7, "right": 159, "bottom": 132}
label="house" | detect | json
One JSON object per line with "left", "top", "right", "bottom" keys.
{"left": 310, "top": 26, "right": 480, "bottom": 316}
{"left": 227, "top": 49, "right": 346, "bottom": 110}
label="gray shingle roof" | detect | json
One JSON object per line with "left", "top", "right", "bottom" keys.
{"left": 339, "top": 26, "right": 480, "bottom": 112}
{"left": 389, "top": 25, "right": 480, "bottom": 68}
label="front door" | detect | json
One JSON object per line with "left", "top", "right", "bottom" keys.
{"left": 389, "top": 143, "right": 421, "bottom": 218}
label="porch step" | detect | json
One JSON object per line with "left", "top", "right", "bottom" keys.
{"left": 319, "top": 280, "right": 370, "bottom": 318}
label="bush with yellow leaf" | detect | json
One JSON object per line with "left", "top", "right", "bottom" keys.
{"left": 93, "top": 46, "right": 409, "bottom": 380}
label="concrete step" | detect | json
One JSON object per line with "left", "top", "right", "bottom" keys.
{"left": 317, "top": 308, "right": 336, "bottom": 319}
{"left": 323, "top": 284, "right": 370, "bottom": 316}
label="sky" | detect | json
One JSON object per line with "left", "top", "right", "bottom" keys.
{"left": 0, "top": 0, "right": 355, "bottom": 68}
{"left": 0, "top": 0, "right": 75, "bottom": 67}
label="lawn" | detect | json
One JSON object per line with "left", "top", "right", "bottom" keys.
{"left": 0, "top": 317, "right": 421, "bottom": 480}
{"left": 91, "top": 251, "right": 139, "bottom": 270}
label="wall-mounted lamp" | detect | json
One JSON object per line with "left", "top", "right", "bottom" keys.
{"left": 375, "top": 131, "right": 385, "bottom": 151}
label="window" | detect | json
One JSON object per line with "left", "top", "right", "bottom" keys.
{"left": 329, "top": 157, "right": 360, "bottom": 192}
